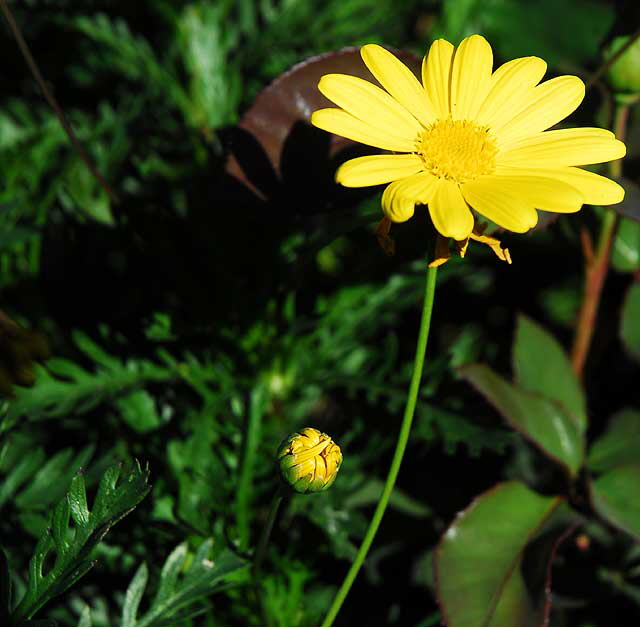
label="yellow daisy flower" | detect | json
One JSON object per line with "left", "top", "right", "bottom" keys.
{"left": 311, "top": 35, "right": 626, "bottom": 261}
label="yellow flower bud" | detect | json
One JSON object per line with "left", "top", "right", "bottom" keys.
{"left": 277, "top": 427, "right": 342, "bottom": 494}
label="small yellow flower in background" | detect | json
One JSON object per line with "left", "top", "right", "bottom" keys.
{"left": 277, "top": 427, "right": 342, "bottom": 494}
{"left": 311, "top": 35, "right": 626, "bottom": 264}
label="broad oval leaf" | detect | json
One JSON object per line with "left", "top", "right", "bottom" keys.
{"left": 512, "top": 315, "right": 586, "bottom": 426}
{"left": 588, "top": 409, "right": 640, "bottom": 473}
{"left": 620, "top": 282, "right": 640, "bottom": 362}
{"left": 436, "top": 481, "right": 561, "bottom": 627}
{"left": 590, "top": 464, "right": 640, "bottom": 542}
{"left": 461, "top": 364, "right": 585, "bottom": 476}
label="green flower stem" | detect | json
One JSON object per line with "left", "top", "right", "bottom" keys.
{"left": 571, "top": 101, "right": 629, "bottom": 376}
{"left": 320, "top": 264, "right": 438, "bottom": 627}
{"left": 253, "top": 487, "right": 284, "bottom": 578}
{"left": 252, "top": 487, "right": 285, "bottom": 627}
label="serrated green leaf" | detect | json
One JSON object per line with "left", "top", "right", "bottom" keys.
{"left": 436, "top": 482, "right": 560, "bottom": 627}
{"left": 513, "top": 315, "right": 586, "bottom": 425}
{"left": 115, "top": 390, "right": 161, "bottom": 434}
{"left": 12, "top": 461, "right": 150, "bottom": 621}
{"left": 68, "top": 473, "right": 90, "bottom": 528}
{"left": 152, "top": 544, "right": 187, "bottom": 606}
{"left": 461, "top": 364, "right": 585, "bottom": 476}
{"left": 51, "top": 498, "right": 71, "bottom": 548}
{"left": 15, "top": 446, "right": 94, "bottom": 510}
{"left": 0, "top": 447, "right": 46, "bottom": 508}
{"left": 590, "top": 465, "right": 640, "bottom": 542}
{"left": 620, "top": 283, "right": 640, "bottom": 362}
{"left": 130, "top": 541, "right": 248, "bottom": 627}
{"left": 121, "top": 562, "right": 148, "bottom": 627}
{"left": 588, "top": 409, "right": 640, "bottom": 473}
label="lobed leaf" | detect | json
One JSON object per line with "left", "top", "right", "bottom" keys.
{"left": 11, "top": 461, "right": 151, "bottom": 621}
{"left": 120, "top": 540, "right": 248, "bottom": 627}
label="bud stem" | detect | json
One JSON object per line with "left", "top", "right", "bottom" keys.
{"left": 253, "top": 487, "right": 284, "bottom": 579}
{"left": 320, "top": 263, "right": 438, "bottom": 627}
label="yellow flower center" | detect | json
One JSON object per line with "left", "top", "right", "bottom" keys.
{"left": 417, "top": 118, "right": 498, "bottom": 183}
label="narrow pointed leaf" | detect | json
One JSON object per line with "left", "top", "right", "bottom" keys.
{"left": 121, "top": 562, "right": 148, "bottom": 627}
{"left": 436, "top": 481, "right": 560, "bottom": 627}
{"left": 461, "top": 364, "right": 585, "bottom": 475}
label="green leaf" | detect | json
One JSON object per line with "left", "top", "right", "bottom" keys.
{"left": 0, "top": 446, "right": 46, "bottom": 508}
{"left": 11, "top": 461, "right": 151, "bottom": 621}
{"left": 343, "top": 478, "right": 431, "bottom": 518}
{"left": 120, "top": 540, "right": 248, "bottom": 627}
{"left": 620, "top": 283, "right": 640, "bottom": 362}
{"left": 612, "top": 218, "right": 640, "bottom": 272}
{"left": 590, "top": 465, "right": 640, "bottom": 542}
{"left": 6, "top": 332, "right": 173, "bottom": 425}
{"left": 512, "top": 315, "right": 586, "bottom": 425}
{"left": 77, "top": 605, "right": 91, "bottom": 627}
{"left": 436, "top": 0, "right": 614, "bottom": 67}
{"left": 121, "top": 563, "right": 148, "bottom": 627}
{"left": 115, "top": 390, "right": 161, "bottom": 434}
{"left": 436, "top": 481, "right": 560, "bottom": 627}
{"left": 588, "top": 409, "right": 640, "bottom": 473}
{"left": 461, "top": 364, "right": 585, "bottom": 476}
{"left": 0, "top": 548, "right": 10, "bottom": 622}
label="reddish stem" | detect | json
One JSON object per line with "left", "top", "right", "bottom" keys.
{"left": 570, "top": 104, "right": 629, "bottom": 377}
{"left": 0, "top": 0, "right": 118, "bottom": 203}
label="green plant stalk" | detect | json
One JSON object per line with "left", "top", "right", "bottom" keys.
{"left": 236, "top": 385, "right": 267, "bottom": 552}
{"left": 571, "top": 101, "right": 629, "bottom": 376}
{"left": 320, "top": 264, "right": 438, "bottom": 627}
{"left": 252, "top": 487, "right": 284, "bottom": 627}
{"left": 252, "top": 487, "right": 284, "bottom": 579}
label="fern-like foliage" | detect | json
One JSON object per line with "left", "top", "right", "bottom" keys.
{"left": 2, "top": 332, "right": 174, "bottom": 432}
{"left": 8, "top": 461, "right": 151, "bottom": 622}
{"left": 119, "top": 540, "right": 247, "bottom": 627}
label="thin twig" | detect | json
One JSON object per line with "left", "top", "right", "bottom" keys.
{"left": 571, "top": 103, "right": 629, "bottom": 376}
{"left": 0, "top": 0, "right": 119, "bottom": 203}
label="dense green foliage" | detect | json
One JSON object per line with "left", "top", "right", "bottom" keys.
{"left": 1, "top": 1, "right": 640, "bottom": 626}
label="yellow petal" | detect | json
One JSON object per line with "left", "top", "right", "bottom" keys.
{"left": 422, "top": 39, "right": 454, "bottom": 119}
{"left": 429, "top": 179, "right": 474, "bottom": 240}
{"left": 318, "top": 73, "right": 422, "bottom": 139}
{"left": 498, "top": 128, "right": 626, "bottom": 167}
{"left": 381, "top": 172, "right": 438, "bottom": 222}
{"left": 336, "top": 154, "right": 424, "bottom": 187}
{"left": 461, "top": 178, "right": 539, "bottom": 232}
{"left": 496, "top": 76, "right": 585, "bottom": 146}
{"left": 475, "top": 56, "right": 547, "bottom": 130}
{"left": 311, "top": 108, "right": 417, "bottom": 152}
{"left": 495, "top": 165, "right": 625, "bottom": 205}
{"left": 471, "top": 173, "right": 584, "bottom": 213}
{"left": 450, "top": 35, "right": 494, "bottom": 121}
{"left": 360, "top": 44, "right": 437, "bottom": 128}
